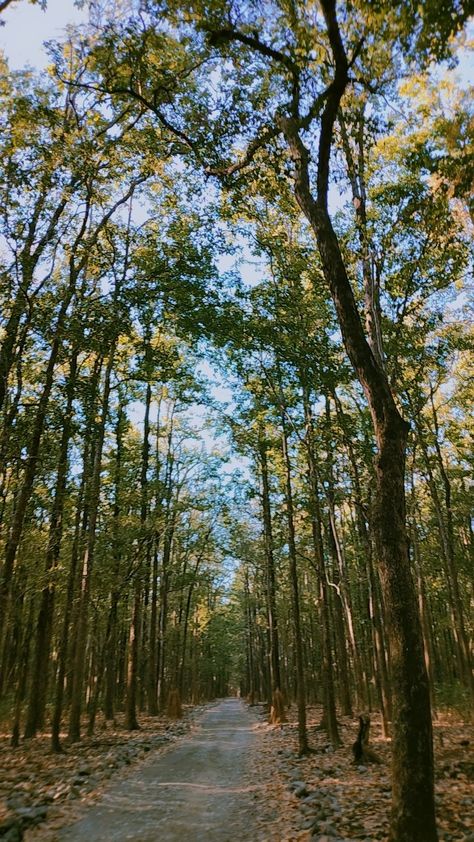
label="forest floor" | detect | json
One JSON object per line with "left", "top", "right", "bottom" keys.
{"left": 0, "top": 699, "right": 472, "bottom": 841}
{"left": 252, "top": 702, "right": 474, "bottom": 842}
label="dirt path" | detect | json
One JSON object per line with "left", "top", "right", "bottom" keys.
{"left": 55, "top": 698, "right": 264, "bottom": 842}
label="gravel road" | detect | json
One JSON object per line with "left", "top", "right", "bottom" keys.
{"left": 56, "top": 698, "right": 263, "bottom": 841}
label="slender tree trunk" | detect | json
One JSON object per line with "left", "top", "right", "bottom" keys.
{"left": 51, "top": 424, "right": 93, "bottom": 752}
{"left": 11, "top": 600, "right": 35, "bottom": 747}
{"left": 157, "top": 522, "right": 174, "bottom": 710}
{"left": 125, "top": 587, "right": 142, "bottom": 730}
{"left": 157, "top": 421, "right": 176, "bottom": 710}
{"left": 23, "top": 351, "right": 78, "bottom": 738}
{"left": 334, "top": 502, "right": 368, "bottom": 710}
{"left": 0, "top": 320, "right": 30, "bottom": 532}
{"left": 147, "top": 536, "right": 160, "bottom": 714}
{"left": 104, "top": 400, "right": 126, "bottom": 722}
{"left": 0, "top": 180, "right": 71, "bottom": 414}
{"left": 125, "top": 376, "right": 151, "bottom": 730}
{"left": 257, "top": 429, "right": 281, "bottom": 695}
{"left": 323, "top": 398, "right": 352, "bottom": 717}
{"left": 147, "top": 402, "right": 163, "bottom": 714}
{"left": 366, "top": 540, "right": 392, "bottom": 734}
{"left": 339, "top": 106, "right": 384, "bottom": 367}
{"left": 68, "top": 350, "right": 115, "bottom": 742}
{"left": 139, "top": 548, "right": 152, "bottom": 712}
{"left": 0, "top": 183, "right": 101, "bottom": 641}
{"left": 410, "top": 516, "right": 436, "bottom": 711}
{"left": 301, "top": 387, "right": 340, "bottom": 746}
{"left": 243, "top": 569, "right": 256, "bottom": 702}
{"left": 0, "top": 285, "right": 77, "bottom": 646}
{"left": 280, "top": 413, "right": 309, "bottom": 755}
{"left": 0, "top": 291, "right": 29, "bottom": 416}
{"left": 333, "top": 391, "right": 391, "bottom": 720}
{"left": 419, "top": 394, "right": 473, "bottom": 696}
{"left": 326, "top": 533, "right": 352, "bottom": 717}
{"left": 178, "top": 577, "right": 193, "bottom": 698}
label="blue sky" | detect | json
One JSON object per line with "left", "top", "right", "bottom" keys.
{"left": 2, "top": 1, "right": 472, "bottom": 77}
{"left": 0, "top": 0, "right": 87, "bottom": 68}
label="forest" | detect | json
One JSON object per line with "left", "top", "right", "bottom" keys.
{"left": 0, "top": 1, "right": 473, "bottom": 841}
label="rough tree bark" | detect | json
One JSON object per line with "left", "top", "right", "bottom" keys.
{"left": 283, "top": 120, "right": 436, "bottom": 836}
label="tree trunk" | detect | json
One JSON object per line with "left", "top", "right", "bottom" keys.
{"left": 51, "top": 422, "right": 94, "bottom": 752}
{"left": 68, "top": 350, "right": 115, "bottom": 742}
{"left": 0, "top": 183, "right": 99, "bottom": 642}
{"left": 146, "top": 537, "right": 160, "bottom": 714}
{"left": 157, "top": 421, "right": 176, "bottom": 710}
{"left": 333, "top": 391, "right": 391, "bottom": 720}
{"left": 125, "top": 587, "right": 142, "bottom": 730}
{"left": 104, "top": 400, "right": 126, "bottom": 721}
{"left": 125, "top": 375, "right": 151, "bottom": 730}
{"left": 371, "top": 415, "right": 436, "bottom": 840}
{"left": 301, "top": 387, "right": 340, "bottom": 747}
{"left": 11, "top": 600, "right": 34, "bottom": 747}
{"left": 0, "top": 285, "right": 77, "bottom": 646}
{"left": 280, "top": 413, "right": 308, "bottom": 755}
{"left": 0, "top": 319, "right": 30, "bottom": 531}
{"left": 147, "top": 401, "right": 163, "bottom": 714}
{"left": 0, "top": 179, "right": 72, "bottom": 414}
{"left": 282, "top": 23, "right": 436, "bottom": 827}
{"left": 414, "top": 396, "right": 473, "bottom": 696}
{"left": 257, "top": 429, "right": 281, "bottom": 695}
{"left": 410, "top": 514, "right": 436, "bottom": 711}
{"left": 23, "top": 351, "right": 78, "bottom": 738}
{"left": 323, "top": 398, "right": 352, "bottom": 717}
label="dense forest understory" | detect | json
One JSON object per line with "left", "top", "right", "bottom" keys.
{"left": 0, "top": 1, "right": 473, "bottom": 841}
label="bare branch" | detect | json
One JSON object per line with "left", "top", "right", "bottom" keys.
{"left": 207, "top": 25, "right": 302, "bottom": 118}
{"left": 207, "top": 27, "right": 299, "bottom": 77}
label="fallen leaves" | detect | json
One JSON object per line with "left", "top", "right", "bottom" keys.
{"left": 0, "top": 702, "right": 472, "bottom": 841}
{"left": 0, "top": 707, "right": 202, "bottom": 840}
{"left": 248, "top": 703, "right": 474, "bottom": 841}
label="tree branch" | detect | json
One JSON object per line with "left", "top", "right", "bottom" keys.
{"left": 60, "top": 76, "right": 199, "bottom": 155}
{"left": 207, "top": 27, "right": 299, "bottom": 77}
{"left": 207, "top": 25, "right": 301, "bottom": 117}
{"left": 316, "top": 0, "right": 349, "bottom": 207}
{"left": 348, "top": 36, "right": 365, "bottom": 70}
{"left": 205, "top": 124, "right": 280, "bottom": 177}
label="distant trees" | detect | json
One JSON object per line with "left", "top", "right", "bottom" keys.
{"left": 0, "top": 53, "right": 233, "bottom": 747}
